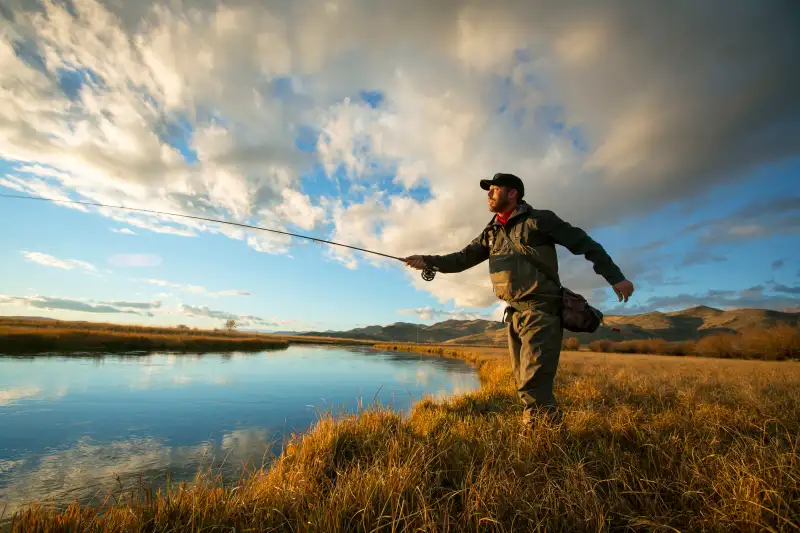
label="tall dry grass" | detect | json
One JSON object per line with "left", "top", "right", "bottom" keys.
{"left": 0, "top": 325, "right": 289, "bottom": 353}
{"left": 10, "top": 344, "right": 799, "bottom": 532}
{"left": 588, "top": 323, "right": 800, "bottom": 360}
{"left": 0, "top": 318, "right": 375, "bottom": 354}
{"left": 589, "top": 338, "right": 697, "bottom": 356}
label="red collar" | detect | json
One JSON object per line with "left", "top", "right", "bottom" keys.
{"left": 495, "top": 207, "right": 516, "bottom": 226}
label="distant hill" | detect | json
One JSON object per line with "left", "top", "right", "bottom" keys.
{"left": 301, "top": 306, "right": 800, "bottom": 346}
{"left": 300, "top": 319, "right": 506, "bottom": 344}
{"left": 3, "top": 316, "right": 58, "bottom": 321}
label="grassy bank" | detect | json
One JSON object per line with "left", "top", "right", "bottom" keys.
{"left": 0, "top": 318, "right": 375, "bottom": 354}
{"left": 10, "top": 343, "right": 800, "bottom": 532}
{"left": 0, "top": 325, "right": 291, "bottom": 353}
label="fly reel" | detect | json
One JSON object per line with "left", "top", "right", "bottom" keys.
{"left": 421, "top": 264, "right": 438, "bottom": 281}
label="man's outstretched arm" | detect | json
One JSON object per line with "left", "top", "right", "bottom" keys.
{"left": 404, "top": 232, "right": 490, "bottom": 274}
{"left": 537, "top": 210, "right": 634, "bottom": 302}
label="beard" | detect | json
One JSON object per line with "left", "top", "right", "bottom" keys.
{"left": 488, "top": 191, "right": 511, "bottom": 213}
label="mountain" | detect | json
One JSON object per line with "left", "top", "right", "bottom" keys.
{"left": 302, "top": 306, "right": 800, "bottom": 346}
{"left": 300, "top": 319, "right": 506, "bottom": 343}
{"left": 3, "top": 316, "right": 58, "bottom": 321}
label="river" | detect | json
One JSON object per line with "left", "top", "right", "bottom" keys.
{"left": 0, "top": 345, "right": 480, "bottom": 518}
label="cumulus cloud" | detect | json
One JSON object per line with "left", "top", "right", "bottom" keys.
{"left": 21, "top": 251, "right": 97, "bottom": 272}
{"left": 0, "top": 294, "right": 161, "bottom": 315}
{"left": 1, "top": 0, "right": 798, "bottom": 311}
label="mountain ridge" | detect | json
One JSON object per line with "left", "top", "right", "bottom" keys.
{"left": 299, "top": 306, "right": 800, "bottom": 346}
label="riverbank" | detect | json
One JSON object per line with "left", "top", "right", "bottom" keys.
{"left": 0, "top": 327, "right": 291, "bottom": 353}
{"left": 0, "top": 318, "right": 374, "bottom": 354}
{"left": 9, "top": 342, "right": 800, "bottom": 532}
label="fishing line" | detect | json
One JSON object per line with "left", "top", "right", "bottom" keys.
{"left": 0, "top": 193, "right": 449, "bottom": 281}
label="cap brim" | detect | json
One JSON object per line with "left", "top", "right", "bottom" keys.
{"left": 479, "top": 179, "right": 493, "bottom": 191}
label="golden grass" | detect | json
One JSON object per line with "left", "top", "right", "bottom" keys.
{"left": 0, "top": 318, "right": 375, "bottom": 354}
{"left": 10, "top": 343, "right": 800, "bottom": 532}
{"left": 585, "top": 323, "right": 800, "bottom": 360}
{"left": 0, "top": 325, "right": 290, "bottom": 353}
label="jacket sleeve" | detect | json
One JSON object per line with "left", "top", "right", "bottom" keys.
{"left": 424, "top": 230, "right": 490, "bottom": 273}
{"left": 537, "top": 210, "right": 626, "bottom": 285}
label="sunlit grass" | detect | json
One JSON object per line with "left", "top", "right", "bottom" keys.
{"left": 0, "top": 318, "right": 373, "bottom": 354}
{"left": 0, "top": 325, "right": 290, "bottom": 353}
{"left": 9, "top": 344, "right": 799, "bottom": 532}
{"left": 581, "top": 323, "right": 800, "bottom": 360}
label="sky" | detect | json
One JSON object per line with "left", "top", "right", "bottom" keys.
{"left": 0, "top": 0, "right": 798, "bottom": 332}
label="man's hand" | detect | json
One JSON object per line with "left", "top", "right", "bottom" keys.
{"left": 404, "top": 255, "right": 427, "bottom": 270}
{"left": 612, "top": 279, "right": 635, "bottom": 303}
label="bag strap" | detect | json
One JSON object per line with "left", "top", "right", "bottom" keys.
{"left": 507, "top": 237, "right": 562, "bottom": 288}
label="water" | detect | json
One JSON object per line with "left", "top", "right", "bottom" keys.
{"left": 0, "top": 345, "right": 479, "bottom": 517}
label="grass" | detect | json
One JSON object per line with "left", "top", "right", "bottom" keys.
{"left": 0, "top": 325, "right": 290, "bottom": 353}
{"left": 0, "top": 318, "right": 375, "bottom": 354}
{"left": 580, "top": 323, "right": 800, "bottom": 361}
{"left": 9, "top": 344, "right": 800, "bottom": 532}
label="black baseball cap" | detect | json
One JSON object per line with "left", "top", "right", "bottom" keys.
{"left": 480, "top": 173, "right": 524, "bottom": 198}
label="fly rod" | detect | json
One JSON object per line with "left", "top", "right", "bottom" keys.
{"left": 0, "top": 192, "right": 440, "bottom": 281}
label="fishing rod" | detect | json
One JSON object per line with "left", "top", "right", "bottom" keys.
{"left": 0, "top": 193, "right": 440, "bottom": 281}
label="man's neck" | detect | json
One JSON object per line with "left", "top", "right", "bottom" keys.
{"left": 495, "top": 203, "right": 518, "bottom": 225}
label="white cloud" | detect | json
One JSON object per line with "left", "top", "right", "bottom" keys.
{"left": 1, "top": 0, "right": 797, "bottom": 314}
{"left": 111, "top": 227, "right": 137, "bottom": 235}
{"left": 0, "top": 387, "right": 42, "bottom": 406}
{"left": 0, "top": 294, "right": 161, "bottom": 315}
{"left": 144, "top": 279, "right": 205, "bottom": 294}
{"left": 104, "top": 213, "right": 198, "bottom": 237}
{"left": 398, "top": 306, "right": 495, "bottom": 322}
{"left": 0, "top": 176, "right": 27, "bottom": 192}
{"left": 0, "top": 429, "right": 272, "bottom": 516}
{"left": 215, "top": 290, "right": 252, "bottom": 297}
{"left": 16, "top": 164, "right": 73, "bottom": 181}
{"left": 143, "top": 279, "right": 250, "bottom": 297}
{"left": 178, "top": 304, "right": 293, "bottom": 330}
{"left": 274, "top": 189, "right": 326, "bottom": 231}
{"left": 108, "top": 254, "right": 162, "bottom": 268}
{"left": 21, "top": 251, "right": 97, "bottom": 272}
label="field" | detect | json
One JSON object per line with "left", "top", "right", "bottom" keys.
{"left": 9, "top": 343, "right": 799, "bottom": 532}
{"left": 0, "top": 318, "right": 374, "bottom": 354}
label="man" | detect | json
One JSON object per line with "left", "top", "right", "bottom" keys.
{"left": 404, "top": 173, "right": 634, "bottom": 428}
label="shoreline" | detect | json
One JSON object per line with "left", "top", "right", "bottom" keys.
{"left": 0, "top": 320, "right": 375, "bottom": 355}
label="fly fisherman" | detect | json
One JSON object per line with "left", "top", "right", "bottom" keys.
{"left": 404, "top": 173, "right": 634, "bottom": 428}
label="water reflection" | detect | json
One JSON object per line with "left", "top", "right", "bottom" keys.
{"left": 0, "top": 346, "right": 479, "bottom": 517}
{"left": 0, "top": 429, "right": 276, "bottom": 517}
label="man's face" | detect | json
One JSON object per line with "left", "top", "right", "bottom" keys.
{"left": 487, "top": 185, "right": 516, "bottom": 213}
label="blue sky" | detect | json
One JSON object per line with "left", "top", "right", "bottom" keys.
{"left": 0, "top": 0, "right": 798, "bottom": 331}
